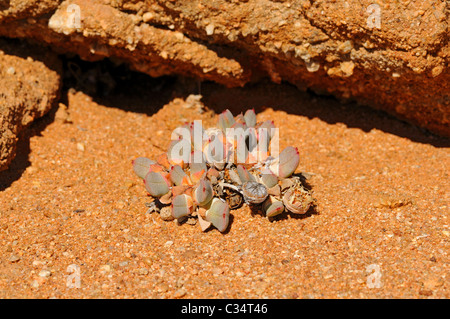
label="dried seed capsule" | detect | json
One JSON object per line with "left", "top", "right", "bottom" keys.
{"left": 132, "top": 157, "right": 156, "bottom": 179}
{"left": 205, "top": 198, "right": 230, "bottom": 232}
{"left": 171, "top": 194, "right": 194, "bottom": 219}
{"left": 282, "top": 188, "right": 314, "bottom": 214}
{"left": 244, "top": 109, "right": 257, "bottom": 128}
{"left": 194, "top": 179, "right": 213, "bottom": 207}
{"left": 270, "top": 146, "right": 300, "bottom": 178}
{"left": 169, "top": 165, "right": 187, "bottom": 186}
{"left": 159, "top": 190, "right": 173, "bottom": 205}
{"left": 156, "top": 152, "right": 171, "bottom": 170}
{"left": 144, "top": 171, "right": 171, "bottom": 197}
{"left": 198, "top": 213, "right": 212, "bottom": 232}
{"left": 242, "top": 181, "right": 268, "bottom": 204}
{"left": 263, "top": 196, "right": 285, "bottom": 218}
{"left": 160, "top": 206, "right": 174, "bottom": 221}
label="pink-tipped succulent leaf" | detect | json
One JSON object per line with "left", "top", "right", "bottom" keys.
{"left": 218, "top": 109, "right": 235, "bottom": 131}
{"left": 244, "top": 109, "right": 257, "bottom": 128}
{"left": 171, "top": 194, "right": 194, "bottom": 219}
{"left": 205, "top": 198, "right": 230, "bottom": 232}
{"left": 169, "top": 165, "right": 187, "bottom": 186}
{"left": 194, "top": 179, "right": 214, "bottom": 207}
{"left": 270, "top": 146, "right": 300, "bottom": 178}
{"left": 144, "top": 171, "right": 171, "bottom": 197}
{"left": 263, "top": 196, "right": 285, "bottom": 218}
{"left": 132, "top": 157, "right": 156, "bottom": 179}
{"left": 260, "top": 169, "right": 279, "bottom": 188}
{"left": 237, "top": 165, "right": 256, "bottom": 183}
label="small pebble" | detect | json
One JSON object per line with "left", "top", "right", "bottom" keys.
{"left": 138, "top": 268, "right": 149, "bottom": 275}
{"left": 173, "top": 288, "right": 187, "bottom": 298}
{"left": 38, "top": 270, "right": 51, "bottom": 278}
{"left": 8, "top": 255, "right": 20, "bottom": 263}
{"left": 164, "top": 241, "right": 174, "bottom": 248}
{"left": 76, "top": 143, "right": 85, "bottom": 152}
{"left": 99, "top": 265, "right": 111, "bottom": 273}
{"left": 6, "top": 67, "right": 15, "bottom": 75}
{"left": 160, "top": 206, "right": 174, "bottom": 221}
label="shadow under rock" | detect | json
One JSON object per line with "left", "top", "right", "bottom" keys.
{"left": 60, "top": 55, "right": 181, "bottom": 116}
{"left": 195, "top": 79, "right": 449, "bottom": 148}
{"left": 0, "top": 102, "right": 60, "bottom": 191}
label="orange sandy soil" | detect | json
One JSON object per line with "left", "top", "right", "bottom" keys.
{"left": 0, "top": 78, "right": 448, "bottom": 299}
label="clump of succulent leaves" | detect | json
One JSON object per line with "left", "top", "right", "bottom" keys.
{"left": 133, "top": 109, "right": 315, "bottom": 233}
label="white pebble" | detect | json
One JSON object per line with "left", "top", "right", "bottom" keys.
{"left": 39, "top": 270, "right": 51, "bottom": 278}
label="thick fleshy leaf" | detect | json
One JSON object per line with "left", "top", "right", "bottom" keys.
{"left": 205, "top": 198, "right": 230, "bottom": 233}
{"left": 217, "top": 109, "right": 235, "bottom": 131}
{"left": 203, "top": 133, "right": 228, "bottom": 169}
{"left": 257, "top": 120, "right": 276, "bottom": 138}
{"left": 169, "top": 165, "right": 187, "bottom": 186}
{"left": 244, "top": 109, "right": 256, "bottom": 127}
{"left": 171, "top": 194, "right": 194, "bottom": 219}
{"left": 132, "top": 157, "right": 156, "bottom": 179}
{"left": 228, "top": 169, "right": 242, "bottom": 185}
{"left": 270, "top": 146, "right": 300, "bottom": 178}
{"left": 172, "top": 185, "right": 191, "bottom": 197}
{"left": 242, "top": 181, "right": 268, "bottom": 204}
{"left": 234, "top": 113, "right": 246, "bottom": 125}
{"left": 144, "top": 171, "right": 171, "bottom": 197}
{"left": 236, "top": 165, "right": 256, "bottom": 183}
{"left": 230, "top": 121, "right": 246, "bottom": 130}
{"left": 194, "top": 179, "right": 213, "bottom": 206}
{"left": 149, "top": 163, "right": 166, "bottom": 173}
{"left": 190, "top": 150, "right": 207, "bottom": 181}
{"left": 263, "top": 196, "right": 285, "bottom": 218}
{"left": 260, "top": 169, "right": 279, "bottom": 188}
{"left": 167, "top": 140, "right": 189, "bottom": 168}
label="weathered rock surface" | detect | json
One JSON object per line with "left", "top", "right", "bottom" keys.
{"left": 0, "top": 39, "right": 62, "bottom": 171}
{"left": 0, "top": 0, "right": 448, "bottom": 136}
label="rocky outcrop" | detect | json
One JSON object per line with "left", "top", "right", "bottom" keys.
{"left": 0, "top": 39, "right": 62, "bottom": 171}
{"left": 0, "top": 0, "right": 448, "bottom": 136}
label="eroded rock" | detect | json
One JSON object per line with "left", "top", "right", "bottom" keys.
{"left": 0, "top": 39, "right": 62, "bottom": 171}
{"left": 0, "top": 0, "right": 448, "bottom": 136}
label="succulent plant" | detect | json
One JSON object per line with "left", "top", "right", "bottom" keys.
{"left": 132, "top": 157, "right": 156, "bottom": 179}
{"left": 172, "top": 194, "right": 194, "bottom": 219}
{"left": 205, "top": 198, "right": 230, "bottom": 233}
{"left": 144, "top": 171, "right": 171, "bottom": 197}
{"left": 263, "top": 196, "right": 285, "bottom": 218}
{"left": 133, "top": 108, "right": 315, "bottom": 233}
{"left": 194, "top": 179, "right": 214, "bottom": 207}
